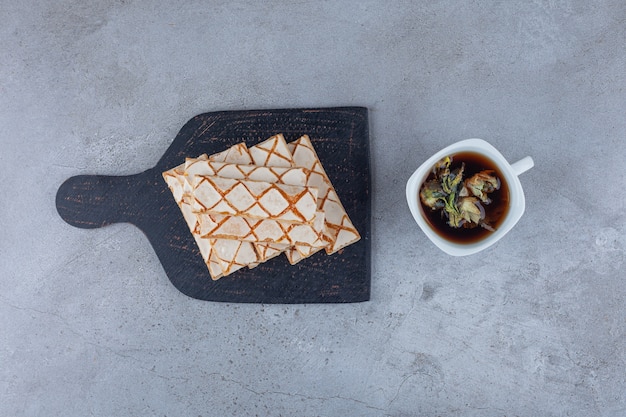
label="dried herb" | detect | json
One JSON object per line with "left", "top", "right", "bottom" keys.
{"left": 420, "top": 156, "right": 500, "bottom": 230}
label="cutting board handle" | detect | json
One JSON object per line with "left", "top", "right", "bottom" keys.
{"left": 56, "top": 169, "right": 159, "bottom": 229}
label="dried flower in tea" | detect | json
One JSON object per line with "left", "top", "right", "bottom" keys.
{"left": 420, "top": 155, "right": 501, "bottom": 231}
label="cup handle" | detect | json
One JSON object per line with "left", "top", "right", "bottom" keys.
{"left": 511, "top": 156, "right": 534, "bottom": 176}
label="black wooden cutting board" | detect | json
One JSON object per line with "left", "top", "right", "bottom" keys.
{"left": 56, "top": 107, "right": 370, "bottom": 303}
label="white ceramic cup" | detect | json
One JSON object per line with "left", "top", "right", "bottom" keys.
{"left": 405, "top": 138, "right": 534, "bottom": 256}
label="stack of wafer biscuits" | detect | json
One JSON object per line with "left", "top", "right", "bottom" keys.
{"left": 162, "top": 134, "right": 360, "bottom": 280}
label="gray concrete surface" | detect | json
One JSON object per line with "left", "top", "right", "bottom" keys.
{"left": 2, "top": 1, "right": 625, "bottom": 416}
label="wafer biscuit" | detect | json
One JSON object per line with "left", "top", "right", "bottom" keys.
{"left": 249, "top": 134, "right": 294, "bottom": 167}
{"left": 196, "top": 211, "right": 326, "bottom": 247}
{"left": 190, "top": 176, "right": 319, "bottom": 224}
{"left": 183, "top": 158, "right": 310, "bottom": 267}
{"left": 163, "top": 143, "right": 260, "bottom": 279}
{"left": 288, "top": 135, "right": 361, "bottom": 254}
{"left": 163, "top": 134, "right": 362, "bottom": 280}
{"left": 184, "top": 160, "right": 308, "bottom": 187}
{"left": 247, "top": 135, "right": 301, "bottom": 265}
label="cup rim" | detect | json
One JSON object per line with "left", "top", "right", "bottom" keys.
{"left": 405, "top": 138, "right": 526, "bottom": 256}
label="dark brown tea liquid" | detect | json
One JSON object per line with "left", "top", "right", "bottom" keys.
{"left": 420, "top": 151, "right": 510, "bottom": 244}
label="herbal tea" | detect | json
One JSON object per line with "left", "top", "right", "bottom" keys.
{"left": 419, "top": 151, "right": 510, "bottom": 244}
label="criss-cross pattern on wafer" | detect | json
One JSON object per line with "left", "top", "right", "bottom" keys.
{"left": 162, "top": 134, "right": 360, "bottom": 280}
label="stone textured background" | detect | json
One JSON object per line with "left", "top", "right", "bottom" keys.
{"left": 2, "top": 1, "right": 624, "bottom": 416}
